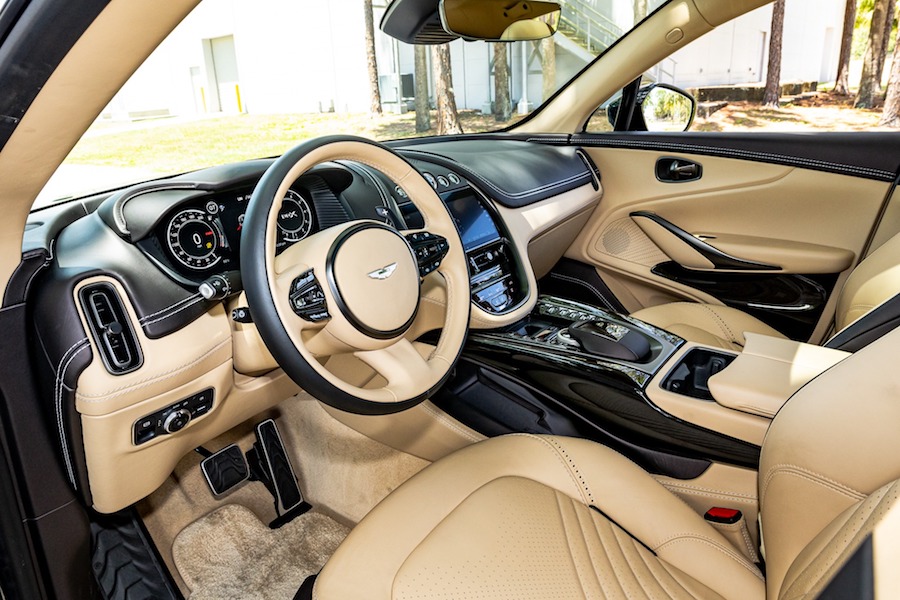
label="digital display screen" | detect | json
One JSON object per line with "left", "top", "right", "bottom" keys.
{"left": 444, "top": 191, "right": 500, "bottom": 251}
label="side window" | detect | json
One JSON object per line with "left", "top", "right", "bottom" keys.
{"left": 585, "top": 0, "right": 896, "bottom": 133}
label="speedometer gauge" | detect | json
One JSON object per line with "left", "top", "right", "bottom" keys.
{"left": 277, "top": 189, "right": 314, "bottom": 243}
{"left": 166, "top": 208, "right": 225, "bottom": 270}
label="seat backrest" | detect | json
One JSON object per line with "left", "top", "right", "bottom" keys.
{"left": 759, "top": 322, "right": 900, "bottom": 598}
{"left": 834, "top": 231, "right": 900, "bottom": 332}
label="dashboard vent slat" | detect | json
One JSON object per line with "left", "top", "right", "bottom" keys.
{"left": 79, "top": 284, "right": 143, "bottom": 375}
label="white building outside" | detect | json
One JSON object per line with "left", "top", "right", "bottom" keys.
{"left": 103, "top": 0, "right": 845, "bottom": 122}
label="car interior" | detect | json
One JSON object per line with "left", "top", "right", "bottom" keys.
{"left": 2, "top": 0, "right": 900, "bottom": 598}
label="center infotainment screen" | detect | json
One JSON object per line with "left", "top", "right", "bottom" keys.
{"left": 444, "top": 191, "right": 501, "bottom": 251}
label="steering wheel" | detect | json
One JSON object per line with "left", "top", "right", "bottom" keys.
{"left": 241, "top": 136, "right": 471, "bottom": 415}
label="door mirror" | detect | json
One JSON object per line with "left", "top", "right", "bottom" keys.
{"left": 439, "top": 0, "right": 560, "bottom": 41}
{"left": 603, "top": 83, "right": 695, "bottom": 132}
{"left": 639, "top": 84, "right": 695, "bottom": 132}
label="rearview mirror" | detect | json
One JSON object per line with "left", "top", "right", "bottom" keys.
{"left": 439, "top": 0, "right": 561, "bottom": 42}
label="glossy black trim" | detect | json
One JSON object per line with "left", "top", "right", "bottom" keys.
{"left": 242, "top": 135, "right": 469, "bottom": 415}
{"left": 325, "top": 222, "right": 420, "bottom": 340}
{"left": 539, "top": 258, "right": 627, "bottom": 314}
{"left": 652, "top": 262, "right": 837, "bottom": 342}
{"left": 434, "top": 350, "right": 757, "bottom": 472}
{"left": 631, "top": 211, "right": 779, "bottom": 271}
{"left": 572, "top": 132, "right": 900, "bottom": 182}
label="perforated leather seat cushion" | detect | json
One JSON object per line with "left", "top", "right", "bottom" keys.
{"left": 314, "top": 434, "right": 765, "bottom": 600}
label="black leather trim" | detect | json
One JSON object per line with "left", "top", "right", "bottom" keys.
{"left": 3, "top": 247, "right": 49, "bottom": 307}
{"left": 572, "top": 132, "right": 900, "bottom": 182}
{"left": 631, "top": 211, "right": 780, "bottom": 271}
{"left": 242, "top": 134, "right": 468, "bottom": 415}
{"left": 96, "top": 159, "right": 277, "bottom": 242}
{"left": 396, "top": 139, "right": 593, "bottom": 208}
{"left": 49, "top": 213, "right": 213, "bottom": 339}
{"left": 30, "top": 264, "right": 95, "bottom": 502}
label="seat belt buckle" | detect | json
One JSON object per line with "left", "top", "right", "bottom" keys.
{"left": 704, "top": 507, "right": 742, "bottom": 524}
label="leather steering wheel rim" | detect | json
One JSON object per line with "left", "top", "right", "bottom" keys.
{"left": 241, "top": 135, "right": 470, "bottom": 415}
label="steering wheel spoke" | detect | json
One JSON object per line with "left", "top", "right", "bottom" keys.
{"left": 354, "top": 339, "right": 436, "bottom": 400}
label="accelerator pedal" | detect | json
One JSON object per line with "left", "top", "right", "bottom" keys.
{"left": 201, "top": 443, "right": 250, "bottom": 497}
{"left": 248, "top": 418, "right": 310, "bottom": 527}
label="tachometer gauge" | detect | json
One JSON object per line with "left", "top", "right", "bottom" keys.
{"left": 277, "top": 189, "right": 314, "bottom": 243}
{"left": 166, "top": 208, "right": 225, "bottom": 270}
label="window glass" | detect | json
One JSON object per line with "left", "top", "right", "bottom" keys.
{"left": 585, "top": 0, "right": 897, "bottom": 134}
{"left": 36, "top": 0, "right": 668, "bottom": 209}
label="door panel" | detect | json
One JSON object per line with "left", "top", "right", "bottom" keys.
{"left": 565, "top": 145, "right": 893, "bottom": 343}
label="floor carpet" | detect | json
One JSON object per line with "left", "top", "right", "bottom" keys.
{"left": 173, "top": 504, "right": 349, "bottom": 599}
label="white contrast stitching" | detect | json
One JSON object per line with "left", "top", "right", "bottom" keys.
{"left": 138, "top": 293, "right": 202, "bottom": 323}
{"left": 141, "top": 295, "right": 205, "bottom": 327}
{"left": 576, "top": 138, "right": 895, "bottom": 180}
{"left": 55, "top": 340, "right": 90, "bottom": 487}
{"left": 75, "top": 339, "right": 231, "bottom": 402}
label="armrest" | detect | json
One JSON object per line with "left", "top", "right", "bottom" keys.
{"left": 707, "top": 333, "right": 850, "bottom": 418}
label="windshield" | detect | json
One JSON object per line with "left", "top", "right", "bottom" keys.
{"left": 34, "top": 0, "right": 664, "bottom": 208}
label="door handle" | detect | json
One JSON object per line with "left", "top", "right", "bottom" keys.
{"left": 656, "top": 158, "right": 702, "bottom": 182}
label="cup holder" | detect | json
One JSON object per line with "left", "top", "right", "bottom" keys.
{"left": 662, "top": 348, "right": 736, "bottom": 401}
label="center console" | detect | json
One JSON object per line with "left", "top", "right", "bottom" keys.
{"left": 433, "top": 295, "right": 765, "bottom": 478}
{"left": 441, "top": 189, "right": 527, "bottom": 314}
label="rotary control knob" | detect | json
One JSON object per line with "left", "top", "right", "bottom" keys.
{"left": 163, "top": 409, "right": 191, "bottom": 434}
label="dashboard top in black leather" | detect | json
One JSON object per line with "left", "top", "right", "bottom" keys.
{"left": 394, "top": 138, "right": 593, "bottom": 208}
{"left": 29, "top": 137, "right": 585, "bottom": 347}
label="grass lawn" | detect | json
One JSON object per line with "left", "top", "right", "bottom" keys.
{"left": 65, "top": 110, "right": 520, "bottom": 174}
{"left": 64, "top": 93, "right": 893, "bottom": 178}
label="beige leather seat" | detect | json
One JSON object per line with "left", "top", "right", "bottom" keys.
{"left": 314, "top": 321, "right": 900, "bottom": 599}
{"left": 631, "top": 232, "right": 900, "bottom": 351}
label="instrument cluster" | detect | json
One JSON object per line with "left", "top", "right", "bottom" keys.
{"left": 160, "top": 187, "right": 316, "bottom": 276}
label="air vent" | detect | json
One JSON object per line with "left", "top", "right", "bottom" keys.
{"left": 79, "top": 283, "right": 143, "bottom": 375}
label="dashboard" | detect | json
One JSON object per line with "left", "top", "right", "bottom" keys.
{"left": 128, "top": 159, "right": 526, "bottom": 317}
{"left": 25, "top": 137, "right": 599, "bottom": 512}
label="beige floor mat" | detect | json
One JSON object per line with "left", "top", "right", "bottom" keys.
{"left": 173, "top": 504, "right": 349, "bottom": 600}
{"left": 139, "top": 396, "right": 429, "bottom": 594}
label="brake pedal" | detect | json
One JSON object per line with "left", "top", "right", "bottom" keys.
{"left": 252, "top": 419, "right": 305, "bottom": 516}
{"left": 200, "top": 444, "right": 250, "bottom": 497}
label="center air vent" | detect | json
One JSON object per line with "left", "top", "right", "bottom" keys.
{"left": 79, "top": 283, "right": 143, "bottom": 375}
